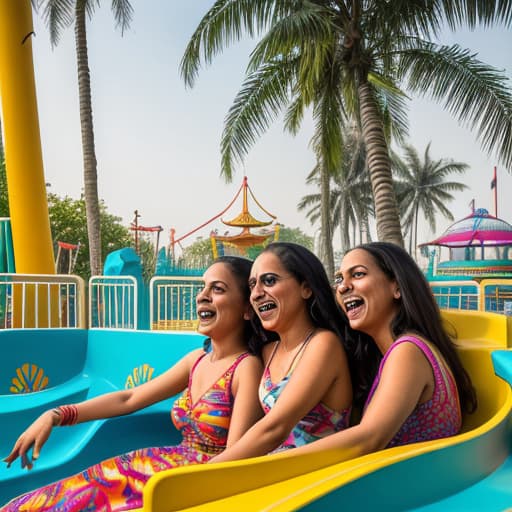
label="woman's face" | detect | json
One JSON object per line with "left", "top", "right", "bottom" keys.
{"left": 334, "top": 248, "right": 400, "bottom": 337}
{"left": 249, "top": 251, "right": 311, "bottom": 333}
{"left": 196, "top": 262, "right": 249, "bottom": 339}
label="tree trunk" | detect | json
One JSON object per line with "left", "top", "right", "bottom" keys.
{"left": 358, "top": 81, "right": 404, "bottom": 247}
{"left": 339, "top": 210, "right": 350, "bottom": 254}
{"left": 75, "top": 2, "right": 102, "bottom": 276}
{"left": 363, "top": 215, "right": 371, "bottom": 242}
{"left": 413, "top": 202, "right": 419, "bottom": 262}
{"left": 320, "top": 164, "right": 334, "bottom": 277}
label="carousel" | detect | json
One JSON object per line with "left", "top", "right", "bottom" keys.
{"left": 422, "top": 208, "right": 512, "bottom": 280}
{"left": 421, "top": 208, "right": 512, "bottom": 313}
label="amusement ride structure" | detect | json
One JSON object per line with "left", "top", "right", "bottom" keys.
{"left": 423, "top": 208, "right": 512, "bottom": 280}
{"left": 421, "top": 203, "right": 512, "bottom": 314}
{"left": 168, "top": 175, "right": 279, "bottom": 268}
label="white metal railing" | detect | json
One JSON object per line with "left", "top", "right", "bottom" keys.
{"left": 89, "top": 276, "right": 138, "bottom": 329}
{"left": 149, "top": 276, "right": 202, "bottom": 331}
{"left": 0, "top": 274, "right": 85, "bottom": 328}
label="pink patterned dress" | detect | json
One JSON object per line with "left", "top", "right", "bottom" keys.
{"left": 260, "top": 333, "right": 351, "bottom": 450}
{"left": 1, "top": 352, "right": 250, "bottom": 512}
{"left": 364, "top": 335, "right": 462, "bottom": 447}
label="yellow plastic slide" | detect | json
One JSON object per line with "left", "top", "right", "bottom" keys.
{"left": 139, "top": 310, "right": 512, "bottom": 512}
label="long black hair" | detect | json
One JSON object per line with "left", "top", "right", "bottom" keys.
{"left": 252, "top": 242, "right": 356, "bottom": 376}
{"left": 349, "top": 242, "right": 477, "bottom": 414}
{"left": 202, "top": 255, "right": 269, "bottom": 356}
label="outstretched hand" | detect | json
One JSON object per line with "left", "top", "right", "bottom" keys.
{"left": 3, "top": 410, "right": 56, "bottom": 470}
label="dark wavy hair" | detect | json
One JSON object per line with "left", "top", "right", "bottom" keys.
{"left": 251, "top": 242, "right": 355, "bottom": 375}
{"left": 348, "top": 242, "right": 477, "bottom": 414}
{"left": 202, "top": 256, "right": 269, "bottom": 356}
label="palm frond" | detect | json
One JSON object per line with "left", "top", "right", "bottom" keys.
{"left": 110, "top": 0, "right": 133, "bottom": 35}
{"left": 364, "top": 0, "right": 445, "bottom": 40}
{"left": 311, "top": 95, "right": 345, "bottom": 173}
{"left": 220, "top": 58, "right": 294, "bottom": 179}
{"left": 438, "top": 0, "right": 512, "bottom": 30}
{"left": 397, "top": 40, "right": 512, "bottom": 169}
{"left": 37, "top": 0, "right": 74, "bottom": 46}
{"left": 180, "top": 0, "right": 282, "bottom": 87}
{"left": 248, "top": 3, "right": 334, "bottom": 85}
{"left": 283, "top": 93, "right": 306, "bottom": 135}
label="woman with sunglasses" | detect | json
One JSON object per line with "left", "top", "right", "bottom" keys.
{"left": 210, "top": 242, "right": 353, "bottom": 462}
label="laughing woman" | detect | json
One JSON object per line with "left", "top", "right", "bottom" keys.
{"left": 292, "top": 242, "right": 476, "bottom": 458}
{"left": 210, "top": 242, "right": 353, "bottom": 463}
{"left": 2, "top": 257, "right": 266, "bottom": 511}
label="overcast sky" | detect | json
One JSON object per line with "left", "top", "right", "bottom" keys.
{"left": 30, "top": 2, "right": 512, "bottom": 253}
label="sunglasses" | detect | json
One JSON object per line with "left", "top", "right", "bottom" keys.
{"left": 248, "top": 273, "right": 294, "bottom": 290}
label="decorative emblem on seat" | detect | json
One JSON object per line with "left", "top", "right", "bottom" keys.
{"left": 125, "top": 364, "right": 154, "bottom": 388}
{"left": 10, "top": 363, "right": 49, "bottom": 393}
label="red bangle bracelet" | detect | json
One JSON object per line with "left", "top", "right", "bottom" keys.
{"left": 55, "top": 404, "right": 79, "bottom": 426}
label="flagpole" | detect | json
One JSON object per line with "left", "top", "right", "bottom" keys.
{"left": 492, "top": 166, "right": 498, "bottom": 217}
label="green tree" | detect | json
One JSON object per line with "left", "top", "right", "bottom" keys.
{"left": 35, "top": 0, "right": 133, "bottom": 276}
{"left": 275, "top": 225, "right": 313, "bottom": 250}
{"left": 48, "top": 194, "right": 133, "bottom": 282}
{"left": 182, "top": 1, "right": 512, "bottom": 248}
{"left": 178, "top": 238, "right": 215, "bottom": 270}
{"left": 394, "top": 143, "right": 468, "bottom": 258}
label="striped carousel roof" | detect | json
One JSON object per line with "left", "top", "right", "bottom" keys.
{"left": 423, "top": 209, "right": 512, "bottom": 248}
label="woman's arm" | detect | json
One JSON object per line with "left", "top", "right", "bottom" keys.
{"left": 292, "top": 341, "right": 434, "bottom": 457}
{"left": 4, "top": 348, "right": 203, "bottom": 468}
{"left": 68, "top": 348, "right": 201, "bottom": 421}
{"left": 212, "top": 332, "right": 349, "bottom": 462}
{"left": 226, "top": 355, "right": 264, "bottom": 446}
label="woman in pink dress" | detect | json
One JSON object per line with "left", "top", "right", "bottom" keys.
{"left": 294, "top": 242, "right": 477, "bottom": 458}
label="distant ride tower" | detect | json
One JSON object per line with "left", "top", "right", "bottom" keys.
{"left": 211, "top": 176, "right": 278, "bottom": 258}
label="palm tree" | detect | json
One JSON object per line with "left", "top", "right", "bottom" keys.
{"left": 394, "top": 143, "right": 468, "bottom": 259}
{"left": 35, "top": 0, "right": 133, "bottom": 276}
{"left": 298, "top": 165, "right": 337, "bottom": 272}
{"left": 299, "top": 126, "right": 373, "bottom": 260}
{"left": 181, "top": 1, "right": 512, "bottom": 248}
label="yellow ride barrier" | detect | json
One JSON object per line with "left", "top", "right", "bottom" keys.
{"left": 139, "top": 310, "right": 512, "bottom": 511}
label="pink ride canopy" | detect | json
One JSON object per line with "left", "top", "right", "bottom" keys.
{"left": 422, "top": 209, "right": 512, "bottom": 248}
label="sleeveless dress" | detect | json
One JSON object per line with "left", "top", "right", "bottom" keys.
{"left": 1, "top": 352, "right": 250, "bottom": 512}
{"left": 364, "top": 335, "right": 462, "bottom": 448}
{"left": 260, "top": 331, "right": 351, "bottom": 450}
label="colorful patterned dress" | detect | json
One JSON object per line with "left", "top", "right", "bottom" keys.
{"left": 364, "top": 335, "right": 462, "bottom": 447}
{"left": 1, "top": 352, "right": 250, "bottom": 512}
{"left": 260, "top": 332, "right": 351, "bottom": 450}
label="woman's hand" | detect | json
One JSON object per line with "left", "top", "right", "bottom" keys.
{"left": 3, "top": 410, "right": 57, "bottom": 470}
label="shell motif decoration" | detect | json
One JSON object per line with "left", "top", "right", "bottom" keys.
{"left": 10, "top": 363, "right": 49, "bottom": 394}
{"left": 125, "top": 364, "right": 155, "bottom": 389}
